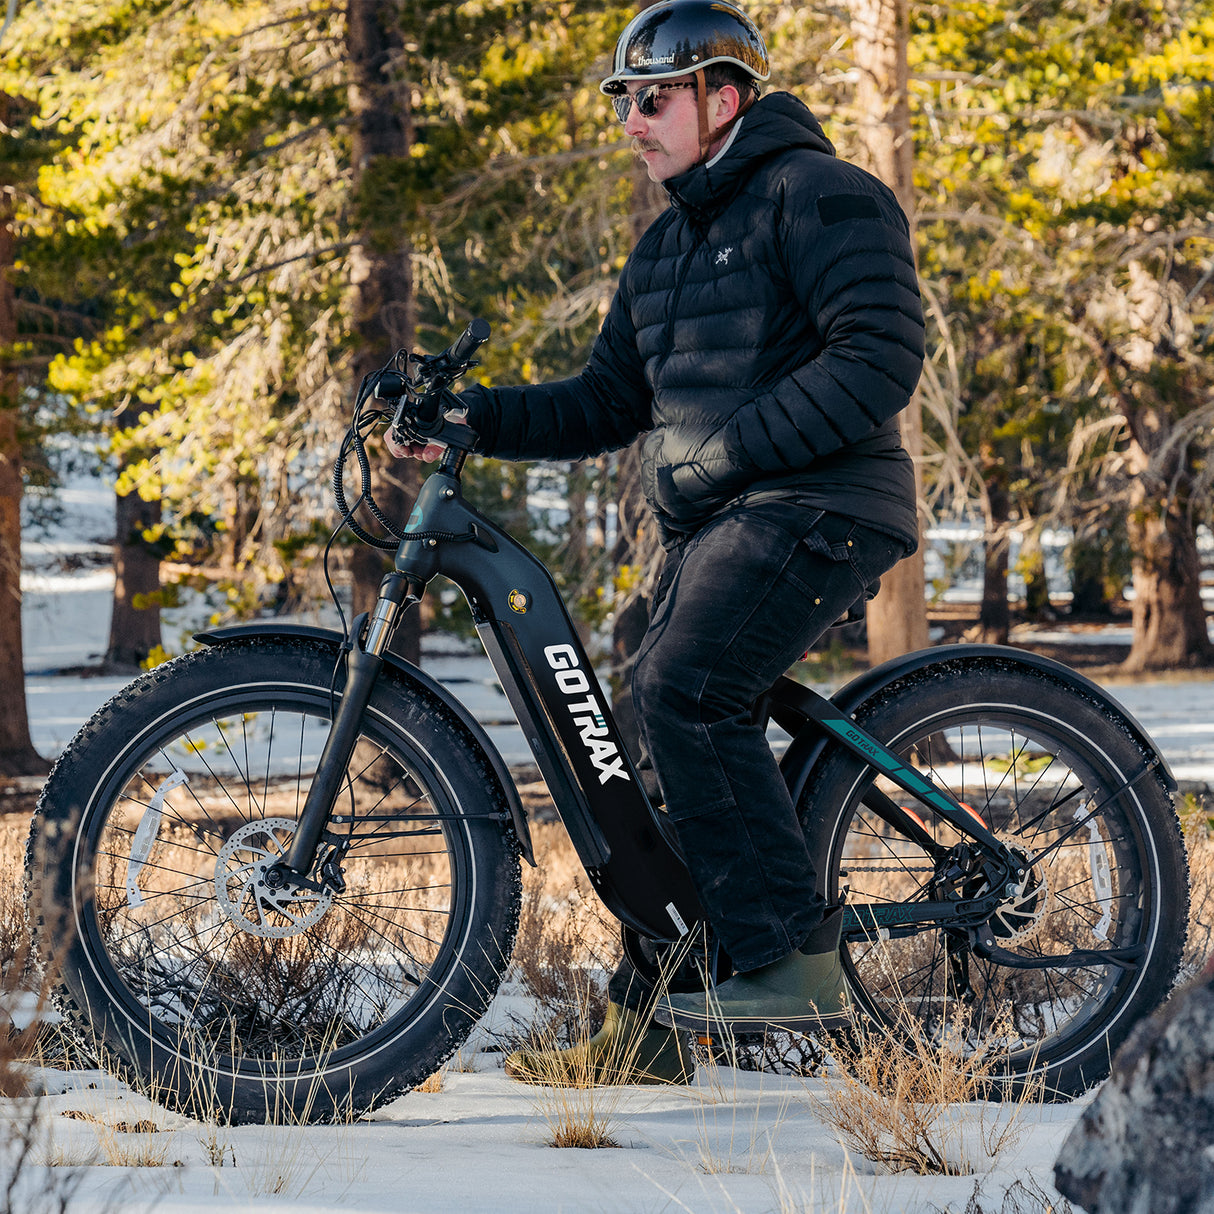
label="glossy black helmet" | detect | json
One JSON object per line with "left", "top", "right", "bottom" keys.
{"left": 600, "top": 0, "right": 770, "bottom": 96}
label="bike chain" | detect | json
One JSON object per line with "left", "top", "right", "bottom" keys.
{"left": 846, "top": 864, "right": 935, "bottom": 873}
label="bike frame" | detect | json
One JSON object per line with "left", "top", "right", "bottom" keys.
{"left": 258, "top": 442, "right": 1138, "bottom": 954}
{"left": 389, "top": 452, "right": 704, "bottom": 942}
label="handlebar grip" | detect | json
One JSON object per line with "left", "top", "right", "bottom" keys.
{"left": 446, "top": 317, "right": 491, "bottom": 365}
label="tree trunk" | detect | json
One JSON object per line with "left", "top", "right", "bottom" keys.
{"left": 1069, "top": 523, "right": 1118, "bottom": 618}
{"left": 1020, "top": 535, "right": 1054, "bottom": 621}
{"left": 0, "top": 94, "right": 48, "bottom": 776}
{"left": 978, "top": 460, "right": 1010, "bottom": 644}
{"left": 1123, "top": 491, "right": 1213, "bottom": 672}
{"left": 346, "top": 0, "right": 421, "bottom": 665}
{"left": 847, "top": 0, "right": 929, "bottom": 665}
{"left": 105, "top": 486, "right": 163, "bottom": 669}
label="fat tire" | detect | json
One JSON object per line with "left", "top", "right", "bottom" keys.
{"left": 26, "top": 639, "right": 521, "bottom": 1123}
{"left": 799, "top": 656, "right": 1187, "bottom": 1099}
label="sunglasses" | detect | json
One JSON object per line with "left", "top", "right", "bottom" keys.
{"left": 611, "top": 81, "right": 695, "bottom": 124}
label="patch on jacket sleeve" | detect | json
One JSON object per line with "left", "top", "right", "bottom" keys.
{"left": 817, "top": 194, "right": 881, "bottom": 225}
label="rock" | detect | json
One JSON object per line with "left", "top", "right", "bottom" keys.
{"left": 1054, "top": 968, "right": 1214, "bottom": 1213}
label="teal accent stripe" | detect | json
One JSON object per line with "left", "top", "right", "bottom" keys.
{"left": 823, "top": 718, "right": 957, "bottom": 815}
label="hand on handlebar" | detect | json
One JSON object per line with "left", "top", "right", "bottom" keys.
{"left": 378, "top": 318, "right": 489, "bottom": 463}
{"left": 385, "top": 433, "right": 446, "bottom": 462}
{"left": 385, "top": 414, "right": 468, "bottom": 462}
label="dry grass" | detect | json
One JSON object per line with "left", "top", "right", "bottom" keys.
{"left": 414, "top": 1069, "right": 445, "bottom": 1093}
{"left": 808, "top": 1001, "right": 1044, "bottom": 1177}
{"left": 56, "top": 1108, "right": 179, "bottom": 1167}
{"left": 682, "top": 1053, "right": 792, "bottom": 1176}
{"left": 500, "top": 821, "right": 618, "bottom": 1053}
{"left": 0, "top": 818, "right": 34, "bottom": 986}
{"left": 514, "top": 1001, "right": 627, "bottom": 1148}
{"left": 944, "top": 1176, "right": 1076, "bottom": 1214}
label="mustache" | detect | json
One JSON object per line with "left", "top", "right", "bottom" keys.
{"left": 632, "top": 137, "right": 662, "bottom": 155}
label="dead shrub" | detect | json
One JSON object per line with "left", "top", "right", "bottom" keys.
{"left": 503, "top": 823, "right": 617, "bottom": 1052}
{"left": 809, "top": 1002, "right": 1043, "bottom": 1177}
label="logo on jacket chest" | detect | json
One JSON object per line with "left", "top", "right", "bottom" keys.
{"left": 714, "top": 247, "right": 734, "bottom": 266}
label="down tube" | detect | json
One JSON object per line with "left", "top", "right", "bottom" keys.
{"left": 433, "top": 506, "right": 704, "bottom": 943}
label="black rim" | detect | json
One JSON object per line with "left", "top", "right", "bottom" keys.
{"left": 74, "top": 681, "right": 474, "bottom": 1079}
{"left": 831, "top": 704, "right": 1155, "bottom": 1075}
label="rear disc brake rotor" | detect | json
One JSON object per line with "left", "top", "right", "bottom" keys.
{"left": 987, "top": 835, "right": 1049, "bottom": 944}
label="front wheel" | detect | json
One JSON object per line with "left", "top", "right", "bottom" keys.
{"left": 800, "top": 657, "right": 1188, "bottom": 1099}
{"left": 27, "top": 639, "right": 521, "bottom": 1123}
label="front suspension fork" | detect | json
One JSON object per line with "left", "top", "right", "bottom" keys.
{"left": 278, "top": 572, "right": 421, "bottom": 877}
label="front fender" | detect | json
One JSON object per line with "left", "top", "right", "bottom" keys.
{"left": 776, "top": 643, "right": 1177, "bottom": 807}
{"left": 195, "top": 622, "right": 534, "bottom": 865}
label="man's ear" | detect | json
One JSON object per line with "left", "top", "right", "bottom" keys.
{"left": 712, "top": 84, "right": 742, "bottom": 125}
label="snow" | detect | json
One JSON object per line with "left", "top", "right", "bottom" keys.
{"left": 11, "top": 469, "right": 1214, "bottom": 1213}
{"left": 11, "top": 1057, "right": 1089, "bottom": 1214}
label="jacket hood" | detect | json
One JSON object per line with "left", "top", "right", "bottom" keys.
{"left": 663, "top": 91, "right": 835, "bottom": 221}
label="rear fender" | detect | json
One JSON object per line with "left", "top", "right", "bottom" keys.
{"left": 776, "top": 643, "right": 1177, "bottom": 807}
{"left": 195, "top": 623, "right": 534, "bottom": 865}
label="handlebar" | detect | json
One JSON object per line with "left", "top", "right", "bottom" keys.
{"left": 332, "top": 320, "right": 492, "bottom": 551}
{"left": 446, "top": 317, "right": 492, "bottom": 367}
{"left": 382, "top": 317, "right": 491, "bottom": 436}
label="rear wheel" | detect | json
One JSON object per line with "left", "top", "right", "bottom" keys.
{"left": 800, "top": 658, "right": 1187, "bottom": 1098}
{"left": 27, "top": 639, "right": 521, "bottom": 1123}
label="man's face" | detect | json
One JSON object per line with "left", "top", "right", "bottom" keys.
{"left": 619, "top": 76, "right": 737, "bottom": 183}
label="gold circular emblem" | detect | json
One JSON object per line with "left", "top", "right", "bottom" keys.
{"left": 508, "top": 589, "right": 529, "bottom": 614}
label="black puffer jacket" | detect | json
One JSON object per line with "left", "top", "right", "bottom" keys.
{"left": 461, "top": 92, "right": 925, "bottom": 548}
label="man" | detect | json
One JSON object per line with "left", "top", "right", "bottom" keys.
{"left": 390, "top": 0, "right": 924, "bottom": 1083}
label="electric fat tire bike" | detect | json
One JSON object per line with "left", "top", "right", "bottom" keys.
{"left": 27, "top": 321, "right": 1189, "bottom": 1124}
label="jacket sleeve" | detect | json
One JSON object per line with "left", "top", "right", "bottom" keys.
{"left": 458, "top": 284, "right": 653, "bottom": 463}
{"left": 718, "top": 191, "right": 925, "bottom": 477}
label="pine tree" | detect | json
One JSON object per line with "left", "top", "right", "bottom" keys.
{"left": 910, "top": 0, "right": 1214, "bottom": 667}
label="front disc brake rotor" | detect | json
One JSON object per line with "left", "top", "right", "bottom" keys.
{"left": 215, "top": 817, "right": 333, "bottom": 938}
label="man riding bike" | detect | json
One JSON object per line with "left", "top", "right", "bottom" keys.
{"left": 390, "top": 0, "right": 924, "bottom": 1084}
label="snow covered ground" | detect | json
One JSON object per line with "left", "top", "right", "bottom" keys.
{"left": 11, "top": 470, "right": 1214, "bottom": 1213}
{"left": 11, "top": 1057, "right": 1087, "bottom": 1214}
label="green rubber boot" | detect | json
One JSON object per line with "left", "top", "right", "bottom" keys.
{"left": 504, "top": 1001, "right": 695, "bottom": 1087}
{"left": 654, "top": 908, "right": 851, "bottom": 1035}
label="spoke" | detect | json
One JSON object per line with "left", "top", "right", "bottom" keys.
{"left": 343, "top": 898, "right": 449, "bottom": 951}
{"left": 111, "top": 907, "right": 231, "bottom": 957}
{"left": 214, "top": 719, "right": 258, "bottom": 822}
{"left": 1050, "top": 887, "right": 1117, "bottom": 937}
{"left": 121, "top": 773, "right": 227, "bottom": 855}
{"left": 836, "top": 700, "right": 1151, "bottom": 1074}
{"left": 352, "top": 882, "right": 454, "bottom": 900}
{"left": 289, "top": 927, "right": 421, "bottom": 1011}
{"left": 172, "top": 723, "right": 256, "bottom": 827}
{"left": 239, "top": 714, "right": 260, "bottom": 819}
{"left": 97, "top": 862, "right": 216, "bottom": 907}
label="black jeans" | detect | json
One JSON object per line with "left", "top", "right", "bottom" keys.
{"left": 608, "top": 502, "right": 906, "bottom": 1010}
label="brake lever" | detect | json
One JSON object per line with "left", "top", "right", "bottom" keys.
{"left": 389, "top": 388, "right": 475, "bottom": 449}
{"left": 383, "top": 317, "right": 491, "bottom": 446}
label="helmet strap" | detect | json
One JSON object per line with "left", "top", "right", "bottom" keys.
{"left": 695, "top": 69, "right": 711, "bottom": 159}
{"left": 695, "top": 69, "right": 756, "bottom": 163}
